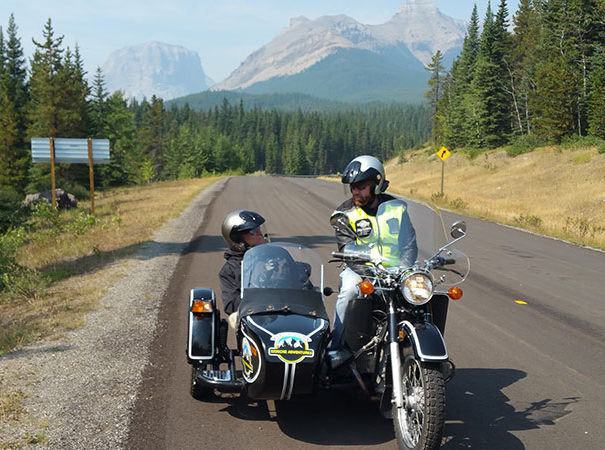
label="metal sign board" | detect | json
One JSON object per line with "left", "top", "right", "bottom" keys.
{"left": 436, "top": 146, "right": 451, "bottom": 162}
{"left": 31, "top": 138, "right": 110, "bottom": 164}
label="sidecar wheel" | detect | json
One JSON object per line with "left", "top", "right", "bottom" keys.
{"left": 190, "top": 366, "right": 212, "bottom": 400}
{"left": 393, "top": 357, "right": 445, "bottom": 450}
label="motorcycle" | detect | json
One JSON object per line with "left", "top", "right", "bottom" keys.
{"left": 186, "top": 199, "right": 469, "bottom": 450}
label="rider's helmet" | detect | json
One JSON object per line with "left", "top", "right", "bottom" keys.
{"left": 341, "top": 155, "right": 389, "bottom": 195}
{"left": 221, "top": 210, "right": 265, "bottom": 252}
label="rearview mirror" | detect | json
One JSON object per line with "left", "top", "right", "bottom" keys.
{"left": 329, "top": 211, "right": 358, "bottom": 240}
{"left": 450, "top": 220, "right": 467, "bottom": 239}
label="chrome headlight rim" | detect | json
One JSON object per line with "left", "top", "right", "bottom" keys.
{"left": 400, "top": 270, "right": 434, "bottom": 306}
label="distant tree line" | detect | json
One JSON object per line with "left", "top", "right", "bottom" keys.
{"left": 0, "top": 15, "right": 431, "bottom": 231}
{"left": 425, "top": 0, "right": 605, "bottom": 150}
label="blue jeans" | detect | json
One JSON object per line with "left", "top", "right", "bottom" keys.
{"left": 331, "top": 267, "right": 361, "bottom": 349}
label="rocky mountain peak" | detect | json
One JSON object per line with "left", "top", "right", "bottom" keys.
{"left": 372, "top": 0, "right": 466, "bottom": 66}
{"left": 396, "top": 0, "right": 439, "bottom": 15}
{"left": 103, "top": 41, "right": 214, "bottom": 101}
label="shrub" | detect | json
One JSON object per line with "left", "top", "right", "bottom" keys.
{"left": 0, "top": 227, "right": 33, "bottom": 296}
{"left": 66, "top": 210, "right": 97, "bottom": 235}
{"left": 450, "top": 197, "right": 468, "bottom": 210}
{"left": 561, "top": 135, "right": 604, "bottom": 149}
{"left": 598, "top": 143, "right": 605, "bottom": 154}
{"left": 572, "top": 154, "right": 593, "bottom": 164}
{"left": 60, "top": 182, "right": 88, "bottom": 202}
{"left": 506, "top": 134, "right": 546, "bottom": 157}
{"left": 431, "top": 192, "right": 446, "bottom": 203}
{"left": 465, "top": 147, "right": 483, "bottom": 160}
{"left": 563, "top": 216, "right": 604, "bottom": 238}
{"left": 514, "top": 213, "right": 543, "bottom": 228}
{"left": 0, "top": 188, "right": 25, "bottom": 233}
{"left": 28, "top": 201, "right": 62, "bottom": 231}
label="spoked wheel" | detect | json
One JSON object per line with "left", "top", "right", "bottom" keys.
{"left": 190, "top": 365, "right": 212, "bottom": 400}
{"left": 393, "top": 356, "right": 445, "bottom": 450}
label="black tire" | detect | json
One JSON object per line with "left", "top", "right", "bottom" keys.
{"left": 190, "top": 366, "right": 212, "bottom": 400}
{"left": 393, "top": 356, "right": 445, "bottom": 450}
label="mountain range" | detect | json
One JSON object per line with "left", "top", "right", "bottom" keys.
{"left": 103, "top": 0, "right": 466, "bottom": 103}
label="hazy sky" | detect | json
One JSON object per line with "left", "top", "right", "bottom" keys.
{"left": 1, "top": 0, "right": 519, "bottom": 83}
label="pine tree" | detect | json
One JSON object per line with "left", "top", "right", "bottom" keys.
{"left": 4, "top": 15, "right": 28, "bottom": 129}
{"left": 0, "top": 91, "right": 19, "bottom": 189}
{"left": 531, "top": 0, "right": 581, "bottom": 140}
{"left": 469, "top": 1, "right": 512, "bottom": 148}
{"left": 98, "top": 92, "right": 138, "bottom": 187}
{"left": 511, "top": 0, "right": 541, "bottom": 134}
{"left": 0, "top": 26, "right": 5, "bottom": 75}
{"left": 27, "top": 18, "right": 64, "bottom": 138}
{"left": 443, "top": 4, "right": 480, "bottom": 148}
{"left": 0, "top": 15, "right": 29, "bottom": 193}
{"left": 587, "top": 47, "right": 605, "bottom": 137}
{"left": 425, "top": 50, "right": 446, "bottom": 147}
{"left": 138, "top": 95, "right": 166, "bottom": 180}
{"left": 90, "top": 67, "right": 108, "bottom": 138}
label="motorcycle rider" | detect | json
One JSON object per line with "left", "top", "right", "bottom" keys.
{"left": 329, "top": 155, "right": 418, "bottom": 364}
{"left": 220, "top": 210, "right": 266, "bottom": 328}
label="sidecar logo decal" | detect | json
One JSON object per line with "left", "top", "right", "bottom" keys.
{"left": 248, "top": 317, "right": 326, "bottom": 341}
{"left": 269, "top": 333, "right": 314, "bottom": 364}
{"left": 241, "top": 335, "right": 262, "bottom": 383}
{"left": 355, "top": 219, "right": 372, "bottom": 237}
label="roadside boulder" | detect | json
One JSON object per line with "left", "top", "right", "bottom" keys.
{"left": 23, "top": 189, "right": 78, "bottom": 210}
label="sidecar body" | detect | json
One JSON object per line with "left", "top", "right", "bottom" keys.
{"left": 186, "top": 242, "right": 331, "bottom": 400}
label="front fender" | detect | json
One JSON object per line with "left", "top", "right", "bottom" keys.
{"left": 187, "top": 288, "right": 217, "bottom": 362}
{"left": 401, "top": 321, "right": 448, "bottom": 362}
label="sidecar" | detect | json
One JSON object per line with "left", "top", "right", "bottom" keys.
{"left": 186, "top": 242, "right": 331, "bottom": 400}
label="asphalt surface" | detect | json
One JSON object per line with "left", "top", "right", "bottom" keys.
{"left": 127, "top": 176, "right": 605, "bottom": 449}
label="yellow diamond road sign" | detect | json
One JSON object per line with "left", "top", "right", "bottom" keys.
{"left": 437, "top": 146, "right": 451, "bottom": 161}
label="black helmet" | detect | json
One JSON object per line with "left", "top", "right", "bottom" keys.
{"left": 341, "top": 155, "right": 388, "bottom": 195}
{"left": 221, "top": 210, "right": 265, "bottom": 251}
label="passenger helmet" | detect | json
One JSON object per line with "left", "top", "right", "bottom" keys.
{"left": 221, "top": 210, "right": 265, "bottom": 251}
{"left": 341, "top": 155, "right": 388, "bottom": 195}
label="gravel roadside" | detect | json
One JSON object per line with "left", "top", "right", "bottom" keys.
{"left": 0, "top": 178, "right": 227, "bottom": 449}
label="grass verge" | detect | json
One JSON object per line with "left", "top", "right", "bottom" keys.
{"left": 386, "top": 145, "right": 605, "bottom": 250}
{"left": 0, "top": 177, "right": 222, "bottom": 355}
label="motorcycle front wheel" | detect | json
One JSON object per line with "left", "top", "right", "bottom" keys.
{"left": 393, "top": 356, "right": 445, "bottom": 450}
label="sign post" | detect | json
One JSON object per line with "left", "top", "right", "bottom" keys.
{"left": 31, "top": 138, "right": 110, "bottom": 214}
{"left": 49, "top": 137, "right": 57, "bottom": 209}
{"left": 436, "top": 146, "right": 451, "bottom": 196}
{"left": 87, "top": 138, "right": 95, "bottom": 215}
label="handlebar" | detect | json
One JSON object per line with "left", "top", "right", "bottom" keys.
{"left": 429, "top": 255, "right": 456, "bottom": 269}
{"left": 330, "top": 251, "right": 371, "bottom": 263}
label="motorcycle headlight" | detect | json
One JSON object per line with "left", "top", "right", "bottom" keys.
{"left": 401, "top": 272, "right": 434, "bottom": 305}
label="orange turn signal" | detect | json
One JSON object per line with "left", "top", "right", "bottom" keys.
{"left": 192, "top": 300, "right": 213, "bottom": 313}
{"left": 448, "top": 286, "right": 463, "bottom": 300}
{"left": 359, "top": 280, "right": 375, "bottom": 295}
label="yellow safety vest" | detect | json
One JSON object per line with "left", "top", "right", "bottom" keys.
{"left": 344, "top": 202, "right": 406, "bottom": 265}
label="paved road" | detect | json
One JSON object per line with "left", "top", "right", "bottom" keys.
{"left": 127, "top": 176, "right": 605, "bottom": 449}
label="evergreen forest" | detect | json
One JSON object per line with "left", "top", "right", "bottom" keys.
{"left": 425, "top": 0, "right": 605, "bottom": 151}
